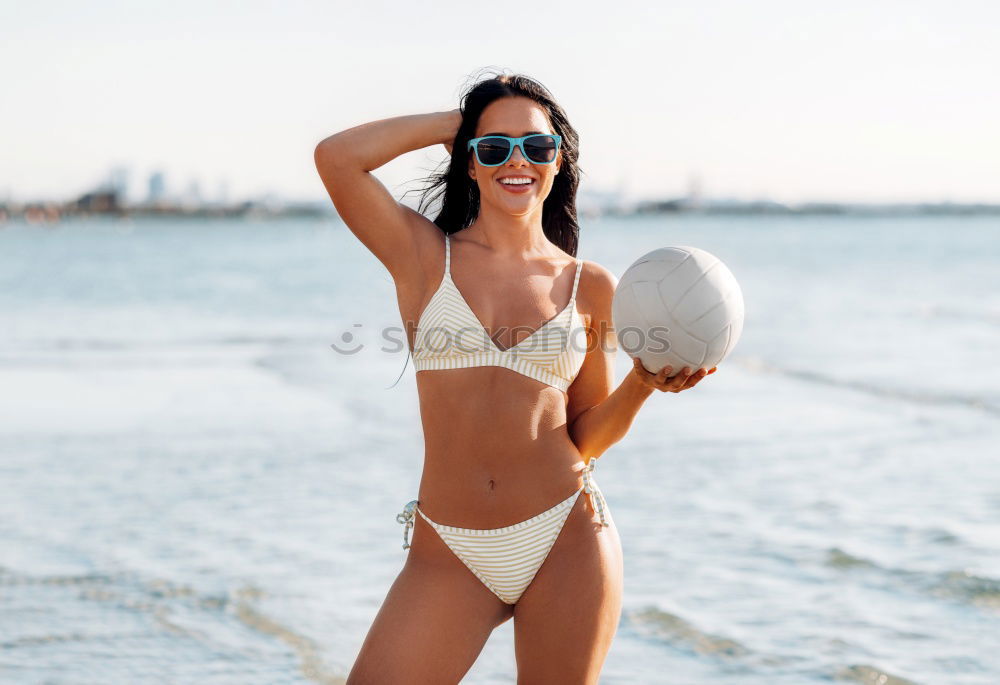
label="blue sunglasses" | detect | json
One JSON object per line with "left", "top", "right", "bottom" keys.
{"left": 467, "top": 134, "right": 563, "bottom": 166}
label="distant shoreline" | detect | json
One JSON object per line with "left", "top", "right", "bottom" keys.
{"left": 3, "top": 195, "right": 1000, "bottom": 225}
{"left": 626, "top": 199, "right": 1000, "bottom": 216}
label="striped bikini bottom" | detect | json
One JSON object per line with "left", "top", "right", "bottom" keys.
{"left": 395, "top": 460, "right": 610, "bottom": 605}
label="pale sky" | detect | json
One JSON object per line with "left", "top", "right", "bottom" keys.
{"left": 2, "top": 0, "right": 998, "bottom": 205}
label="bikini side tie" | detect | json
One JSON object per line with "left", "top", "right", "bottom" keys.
{"left": 396, "top": 500, "right": 419, "bottom": 550}
{"left": 582, "top": 460, "right": 610, "bottom": 527}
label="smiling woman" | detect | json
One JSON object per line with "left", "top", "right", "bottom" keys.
{"left": 313, "top": 68, "right": 711, "bottom": 684}
{"left": 405, "top": 75, "right": 584, "bottom": 258}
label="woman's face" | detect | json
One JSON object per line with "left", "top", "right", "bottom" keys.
{"left": 468, "top": 96, "right": 562, "bottom": 216}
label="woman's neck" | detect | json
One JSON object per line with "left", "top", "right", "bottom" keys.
{"left": 463, "top": 211, "right": 552, "bottom": 257}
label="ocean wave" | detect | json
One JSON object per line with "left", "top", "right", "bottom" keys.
{"left": 915, "top": 303, "right": 1000, "bottom": 326}
{"left": 736, "top": 356, "right": 999, "bottom": 417}
{"left": 821, "top": 547, "right": 1000, "bottom": 610}
{"left": 626, "top": 605, "right": 756, "bottom": 660}
{"left": 834, "top": 663, "right": 923, "bottom": 685}
{"left": 0, "top": 335, "right": 319, "bottom": 352}
{"left": 0, "top": 567, "right": 345, "bottom": 684}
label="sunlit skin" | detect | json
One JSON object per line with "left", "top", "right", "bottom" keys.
{"left": 316, "top": 94, "right": 717, "bottom": 683}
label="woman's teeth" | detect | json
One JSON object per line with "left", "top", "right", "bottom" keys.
{"left": 499, "top": 178, "right": 534, "bottom": 185}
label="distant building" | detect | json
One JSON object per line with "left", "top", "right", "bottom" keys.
{"left": 108, "top": 166, "right": 130, "bottom": 201}
{"left": 72, "top": 188, "right": 122, "bottom": 214}
{"left": 685, "top": 172, "right": 704, "bottom": 210}
{"left": 184, "top": 178, "right": 202, "bottom": 206}
{"left": 216, "top": 179, "right": 230, "bottom": 206}
{"left": 147, "top": 171, "right": 166, "bottom": 203}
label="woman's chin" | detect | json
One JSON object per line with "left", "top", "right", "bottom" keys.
{"left": 498, "top": 186, "right": 542, "bottom": 204}
{"left": 496, "top": 197, "right": 538, "bottom": 215}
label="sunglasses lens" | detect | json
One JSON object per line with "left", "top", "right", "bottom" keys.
{"left": 476, "top": 137, "right": 511, "bottom": 165}
{"left": 523, "top": 135, "right": 558, "bottom": 163}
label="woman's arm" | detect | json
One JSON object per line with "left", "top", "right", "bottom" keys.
{"left": 567, "top": 262, "right": 714, "bottom": 461}
{"left": 313, "top": 109, "right": 462, "bottom": 280}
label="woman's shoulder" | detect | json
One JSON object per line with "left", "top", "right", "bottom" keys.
{"left": 576, "top": 258, "right": 618, "bottom": 296}
{"left": 574, "top": 259, "right": 617, "bottom": 331}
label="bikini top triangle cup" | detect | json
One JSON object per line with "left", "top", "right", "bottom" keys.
{"left": 412, "top": 234, "right": 587, "bottom": 393}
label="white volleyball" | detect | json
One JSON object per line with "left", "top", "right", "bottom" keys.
{"left": 612, "top": 246, "right": 744, "bottom": 375}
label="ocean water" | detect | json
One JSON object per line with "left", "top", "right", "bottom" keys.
{"left": 0, "top": 214, "right": 997, "bottom": 684}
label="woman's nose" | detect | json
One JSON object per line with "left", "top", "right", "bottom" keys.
{"left": 508, "top": 145, "right": 528, "bottom": 164}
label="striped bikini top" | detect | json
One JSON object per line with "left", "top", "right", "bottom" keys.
{"left": 412, "top": 234, "right": 587, "bottom": 393}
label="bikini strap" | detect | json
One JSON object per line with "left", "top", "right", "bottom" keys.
{"left": 444, "top": 234, "right": 451, "bottom": 276}
{"left": 570, "top": 258, "right": 583, "bottom": 302}
{"left": 582, "top": 460, "right": 609, "bottom": 527}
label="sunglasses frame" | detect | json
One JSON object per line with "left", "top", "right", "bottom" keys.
{"left": 466, "top": 134, "right": 563, "bottom": 167}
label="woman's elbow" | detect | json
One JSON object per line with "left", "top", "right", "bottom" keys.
{"left": 314, "top": 137, "right": 345, "bottom": 169}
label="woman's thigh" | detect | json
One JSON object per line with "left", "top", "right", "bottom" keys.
{"left": 512, "top": 492, "right": 624, "bottom": 685}
{"left": 347, "top": 515, "right": 515, "bottom": 684}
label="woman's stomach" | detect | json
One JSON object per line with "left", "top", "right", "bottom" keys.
{"left": 414, "top": 368, "right": 587, "bottom": 527}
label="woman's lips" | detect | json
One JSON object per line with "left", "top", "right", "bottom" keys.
{"left": 497, "top": 178, "right": 535, "bottom": 194}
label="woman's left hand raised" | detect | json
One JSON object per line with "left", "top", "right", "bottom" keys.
{"left": 631, "top": 357, "right": 716, "bottom": 393}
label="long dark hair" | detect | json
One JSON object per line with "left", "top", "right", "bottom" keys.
{"left": 407, "top": 69, "right": 583, "bottom": 257}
